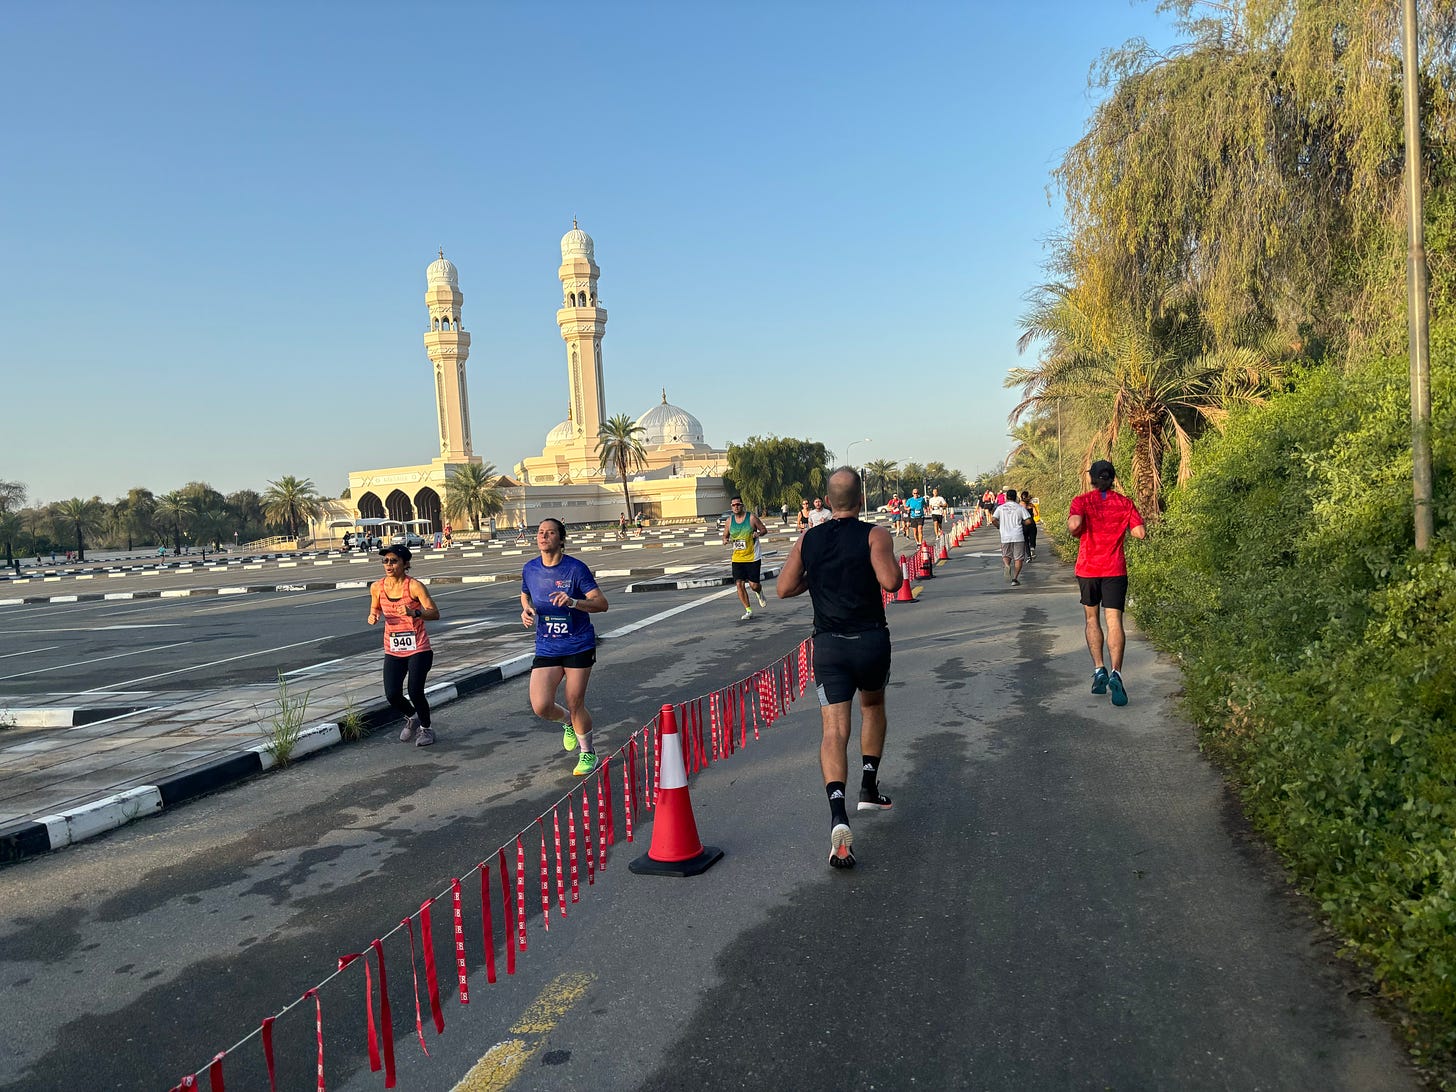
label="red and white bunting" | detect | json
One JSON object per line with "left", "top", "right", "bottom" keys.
{"left": 450, "top": 880, "right": 469, "bottom": 1005}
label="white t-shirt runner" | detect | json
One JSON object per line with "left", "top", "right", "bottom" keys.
{"left": 993, "top": 501, "right": 1031, "bottom": 543}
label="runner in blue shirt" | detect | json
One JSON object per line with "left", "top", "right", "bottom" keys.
{"left": 521, "top": 518, "right": 609, "bottom": 776}
{"left": 904, "top": 488, "right": 928, "bottom": 545}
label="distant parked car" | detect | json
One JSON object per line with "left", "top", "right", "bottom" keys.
{"left": 392, "top": 531, "right": 426, "bottom": 547}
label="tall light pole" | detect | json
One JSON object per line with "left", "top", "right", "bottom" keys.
{"left": 845, "top": 438, "right": 871, "bottom": 510}
{"left": 1401, "top": 0, "right": 1433, "bottom": 551}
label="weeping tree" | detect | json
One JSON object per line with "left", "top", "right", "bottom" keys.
{"left": 1057, "top": 0, "right": 1456, "bottom": 357}
{"left": 725, "top": 436, "right": 829, "bottom": 513}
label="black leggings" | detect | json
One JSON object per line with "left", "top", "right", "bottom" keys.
{"left": 383, "top": 650, "right": 434, "bottom": 726}
{"left": 1023, "top": 521, "right": 1038, "bottom": 552}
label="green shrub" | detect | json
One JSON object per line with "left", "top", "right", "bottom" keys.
{"left": 1129, "top": 331, "right": 1456, "bottom": 1073}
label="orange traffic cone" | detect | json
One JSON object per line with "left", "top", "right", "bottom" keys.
{"left": 895, "top": 555, "right": 915, "bottom": 602}
{"left": 629, "top": 704, "right": 723, "bottom": 877}
{"left": 938, "top": 541, "right": 950, "bottom": 561}
{"left": 918, "top": 542, "right": 935, "bottom": 579}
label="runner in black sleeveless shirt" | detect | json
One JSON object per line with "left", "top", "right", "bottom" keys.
{"left": 777, "top": 466, "right": 903, "bottom": 869}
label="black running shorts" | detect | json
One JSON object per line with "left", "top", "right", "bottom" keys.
{"left": 533, "top": 648, "right": 597, "bottom": 670}
{"left": 731, "top": 560, "right": 762, "bottom": 584}
{"left": 813, "top": 628, "right": 892, "bottom": 706}
{"left": 1078, "top": 575, "right": 1129, "bottom": 612}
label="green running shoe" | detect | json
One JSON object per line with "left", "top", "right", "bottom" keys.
{"left": 573, "top": 750, "right": 599, "bottom": 777}
{"left": 562, "top": 722, "right": 577, "bottom": 751}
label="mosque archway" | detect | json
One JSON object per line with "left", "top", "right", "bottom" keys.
{"left": 413, "top": 488, "right": 442, "bottom": 532}
{"left": 385, "top": 489, "right": 413, "bottom": 523}
{"left": 357, "top": 493, "right": 385, "bottom": 519}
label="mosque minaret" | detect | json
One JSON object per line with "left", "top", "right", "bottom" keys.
{"left": 422, "top": 249, "right": 474, "bottom": 461}
{"left": 555, "top": 221, "right": 608, "bottom": 446}
{"left": 322, "top": 230, "right": 730, "bottom": 547}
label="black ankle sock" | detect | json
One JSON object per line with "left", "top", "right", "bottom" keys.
{"left": 860, "top": 755, "right": 880, "bottom": 793}
{"left": 826, "top": 781, "right": 849, "bottom": 826}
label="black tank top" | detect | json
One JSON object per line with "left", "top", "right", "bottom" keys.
{"left": 799, "top": 518, "right": 887, "bottom": 634}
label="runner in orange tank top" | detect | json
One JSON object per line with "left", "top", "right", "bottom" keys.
{"left": 368, "top": 544, "right": 441, "bottom": 745}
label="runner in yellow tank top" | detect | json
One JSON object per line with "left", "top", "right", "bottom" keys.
{"left": 722, "top": 495, "right": 769, "bottom": 620}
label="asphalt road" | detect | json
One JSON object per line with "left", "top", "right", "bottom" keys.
{"left": 0, "top": 538, "right": 744, "bottom": 698}
{"left": 0, "top": 548, "right": 1418, "bottom": 1091}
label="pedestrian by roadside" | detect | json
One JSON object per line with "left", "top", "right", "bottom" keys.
{"left": 521, "top": 518, "right": 608, "bottom": 776}
{"left": 1068, "top": 460, "right": 1146, "bottom": 707}
{"left": 797, "top": 499, "right": 811, "bottom": 533}
{"left": 807, "top": 497, "right": 832, "bottom": 527}
{"left": 776, "top": 466, "right": 903, "bottom": 870}
{"left": 723, "top": 495, "right": 769, "bottom": 620}
{"left": 368, "top": 545, "right": 441, "bottom": 746}
{"left": 992, "top": 492, "right": 1032, "bottom": 586}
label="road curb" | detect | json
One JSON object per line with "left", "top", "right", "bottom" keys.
{"left": 0, "top": 660, "right": 521, "bottom": 866}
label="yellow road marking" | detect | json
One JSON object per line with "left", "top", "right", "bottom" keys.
{"left": 452, "top": 972, "right": 595, "bottom": 1092}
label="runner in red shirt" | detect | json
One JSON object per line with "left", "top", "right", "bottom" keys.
{"left": 1067, "top": 460, "right": 1146, "bottom": 707}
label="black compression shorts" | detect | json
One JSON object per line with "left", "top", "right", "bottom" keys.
{"left": 813, "top": 628, "right": 892, "bottom": 705}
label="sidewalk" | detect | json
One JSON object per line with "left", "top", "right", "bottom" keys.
{"left": 0, "top": 558, "right": 779, "bottom": 865}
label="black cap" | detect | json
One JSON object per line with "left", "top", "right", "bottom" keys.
{"left": 1089, "top": 460, "right": 1116, "bottom": 480}
{"left": 378, "top": 544, "right": 412, "bottom": 563}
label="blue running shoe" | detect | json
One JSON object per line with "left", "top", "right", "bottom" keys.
{"left": 1091, "top": 667, "right": 1109, "bottom": 695}
{"left": 1108, "top": 670, "right": 1128, "bottom": 707}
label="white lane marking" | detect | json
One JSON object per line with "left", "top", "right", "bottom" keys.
{"left": 598, "top": 587, "right": 740, "bottom": 639}
{"left": 0, "top": 642, "right": 193, "bottom": 682}
{"left": 78, "top": 637, "right": 326, "bottom": 693}
{"left": 66, "top": 705, "right": 164, "bottom": 729}
{"left": 0, "top": 645, "right": 60, "bottom": 660}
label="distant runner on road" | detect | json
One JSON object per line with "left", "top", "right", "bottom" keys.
{"left": 777, "top": 466, "right": 904, "bottom": 870}
{"left": 1068, "top": 460, "right": 1146, "bottom": 707}
{"left": 368, "top": 544, "right": 441, "bottom": 747}
{"left": 722, "top": 495, "right": 769, "bottom": 621}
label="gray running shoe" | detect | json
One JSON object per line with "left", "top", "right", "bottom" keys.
{"left": 400, "top": 714, "right": 419, "bottom": 742}
{"left": 415, "top": 726, "right": 436, "bottom": 747}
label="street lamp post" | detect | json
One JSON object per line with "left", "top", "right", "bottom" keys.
{"left": 845, "top": 438, "right": 871, "bottom": 510}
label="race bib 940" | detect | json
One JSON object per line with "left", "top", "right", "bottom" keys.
{"left": 389, "top": 630, "right": 418, "bottom": 654}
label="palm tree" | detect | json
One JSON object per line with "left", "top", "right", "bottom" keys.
{"left": 1011, "top": 283, "right": 1281, "bottom": 516}
{"left": 443, "top": 461, "right": 505, "bottom": 533}
{"left": 864, "top": 459, "right": 898, "bottom": 507}
{"left": 154, "top": 491, "right": 195, "bottom": 552}
{"left": 191, "top": 500, "right": 232, "bottom": 551}
{"left": 901, "top": 462, "right": 927, "bottom": 496}
{"left": 596, "top": 413, "right": 649, "bottom": 519}
{"left": 55, "top": 497, "right": 106, "bottom": 561}
{"left": 261, "top": 475, "right": 325, "bottom": 541}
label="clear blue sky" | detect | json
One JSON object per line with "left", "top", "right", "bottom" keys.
{"left": 1, "top": 1, "right": 1180, "bottom": 506}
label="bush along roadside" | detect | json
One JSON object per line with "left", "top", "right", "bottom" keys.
{"left": 1130, "top": 344, "right": 1456, "bottom": 1081}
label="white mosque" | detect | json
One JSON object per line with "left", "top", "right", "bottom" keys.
{"left": 318, "top": 224, "right": 729, "bottom": 540}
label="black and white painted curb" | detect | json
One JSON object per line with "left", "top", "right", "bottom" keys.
{"left": 0, "top": 566, "right": 707, "bottom": 606}
{"left": 0, "top": 653, "right": 535, "bottom": 866}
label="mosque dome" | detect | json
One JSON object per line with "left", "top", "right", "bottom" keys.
{"left": 426, "top": 250, "right": 459, "bottom": 288}
{"left": 560, "top": 221, "right": 594, "bottom": 261}
{"left": 635, "top": 391, "right": 704, "bottom": 446}
{"left": 546, "top": 417, "right": 578, "bottom": 445}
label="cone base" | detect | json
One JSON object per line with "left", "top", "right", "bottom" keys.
{"left": 628, "top": 845, "right": 724, "bottom": 877}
